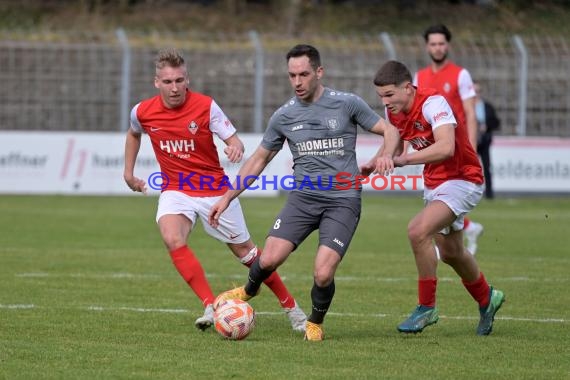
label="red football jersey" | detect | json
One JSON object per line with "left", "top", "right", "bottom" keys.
{"left": 387, "top": 88, "right": 483, "bottom": 188}
{"left": 131, "top": 90, "right": 236, "bottom": 196}
{"left": 415, "top": 62, "right": 475, "bottom": 128}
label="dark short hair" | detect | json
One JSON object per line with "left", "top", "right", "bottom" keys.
{"left": 373, "top": 60, "right": 413, "bottom": 87}
{"left": 286, "top": 44, "right": 321, "bottom": 71}
{"left": 423, "top": 24, "right": 452, "bottom": 42}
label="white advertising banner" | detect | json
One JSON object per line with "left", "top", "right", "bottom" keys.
{"left": 490, "top": 137, "right": 570, "bottom": 192}
{"left": 0, "top": 131, "right": 283, "bottom": 196}
{"left": 355, "top": 135, "right": 570, "bottom": 193}
{"left": 0, "top": 131, "right": 137, "bottom": 195}
{"left": 0, "top": 132, "right": 569, "bottom": 195}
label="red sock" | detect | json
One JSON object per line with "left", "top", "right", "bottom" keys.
{"left": 464, "top": 217, "right": 471, "bottom": 229}
{"left": 169, "top": 245, "right": 215, "bottom": 307}
{"left": 242, "top": 248, "right": 296, "bottom": 309}
{"left": 462, "top": 272, "right": 491, "bottom": 308}
{"left": 418, "top": 277, "right": 437, "bottom": 307}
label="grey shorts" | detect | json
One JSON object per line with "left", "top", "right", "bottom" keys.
{"left": 268, "top": 191, "right": 361, "bottom": 257}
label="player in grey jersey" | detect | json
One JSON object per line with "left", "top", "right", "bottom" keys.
{"left": 264, "top": 87, "right": 381, "bottom": 199}
{"left": 209, "top": 44, "right": 400, "bottom": 341}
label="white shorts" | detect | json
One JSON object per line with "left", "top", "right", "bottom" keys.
{"left": 156, "top": 190, "right": 251, "bottom": 244}
{"left": 423, "top": 180, "right": 483, "bottom": 235}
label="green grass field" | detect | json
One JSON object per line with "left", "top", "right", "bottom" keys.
{"left": 1, "top": 194, "right": 569, "bottom": 379}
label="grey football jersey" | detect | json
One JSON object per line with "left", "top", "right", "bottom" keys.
{"left": 262, "top": 88, "right": 381, "bottom": 198}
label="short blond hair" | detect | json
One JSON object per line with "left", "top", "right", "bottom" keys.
{"left": 155, "top": 48, "right": 185, "bottom": 73}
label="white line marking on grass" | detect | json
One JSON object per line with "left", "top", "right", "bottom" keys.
{"left": 16, "top": 272, "right": 163, "bottom": 279}
{"left": 493, "top": 316, "right": 566, "bottom": 323}
{"left": 0, "top": 304, "right": 35, "bottom": 309}
{"left": 16, "top": 273, "right": 49, "bottom": 277}
{"left": 87, "top": 305, "right": 189, "bottom": 313}
{"left": 2, "top": 303, "right": 567, "bottom": 323}
{"left": 439, "top": 314, "right": 566, "bottom": 323}
{"left": 118, "top": 307, "right": 188, "bottom": 313}
{"left": 84, "top": 307, "right": 393, "bottom": 319}
{"left": 15, "top": 272, "right": 569, "bottom": 283}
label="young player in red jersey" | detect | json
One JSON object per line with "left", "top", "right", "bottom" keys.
{"left": 415, "top": 24, "right": 484, "bottom": 254}
{"left": 369, "top": 60, "right": 505, "bottom": 335}
{"left": 123, "top": 48, "right": 306, "bottom": 332}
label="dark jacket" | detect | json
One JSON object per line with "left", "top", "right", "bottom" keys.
{"left": 483, "top": 101, "right": 500, "bottom": 133}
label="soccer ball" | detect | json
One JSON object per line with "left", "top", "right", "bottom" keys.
{"left": 214, "top": 299, "right": 255, "bottom": 340}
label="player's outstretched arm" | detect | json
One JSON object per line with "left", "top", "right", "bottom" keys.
{"left": 368, "top": 118, "right": 402, "bottom": 175}
{"left": 223, "top": 133, "right": 245, "bottom": 163}
{"left": 361, "top": 144, "right": 388, "bottom": 177}
{"left": 123, "top": 128, "right": 147, "bottom": 194}
{"left": 395, "top": 123, "right": 455, "bottom": 167}
{"left": 463, "top": 96, "right": 478, "bottom": 150}
{"left": 208, "top": 145, "right": 278, "bottom": 228}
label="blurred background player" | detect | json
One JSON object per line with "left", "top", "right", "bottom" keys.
{"left": 209, "top": 44, "right": 399, "bottom": 341}
{"left": 415, "top": 23, "right": 483, "bottom": 254}
{"left": 123, "top": 48, "right": 306, "bottom": 332}
{"left": 474, "top": 80, "right": 501, "bottom": 200}
{"left": 373, "top": 60, "right": 505, "bottom": 336}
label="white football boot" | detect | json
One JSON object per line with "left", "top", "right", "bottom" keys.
{"left": 195, "top": 304, "right": 214, "bottom": 331}
{"left": 284, "top": 301, "right": 307, "bottom": 332}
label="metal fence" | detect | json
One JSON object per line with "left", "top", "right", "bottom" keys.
{"left": 1, "top": 30, "right": 569, "bottom": 137}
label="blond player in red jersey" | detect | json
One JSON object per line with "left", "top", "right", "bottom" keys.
{"left": 415, "top": 24, "right": 484, "bottom": 254}
{"left": 123, "top": 49, "right": 306, "bottom": 332}
{"left": 368, "top": 60, "right": 504, "bottom": 335}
